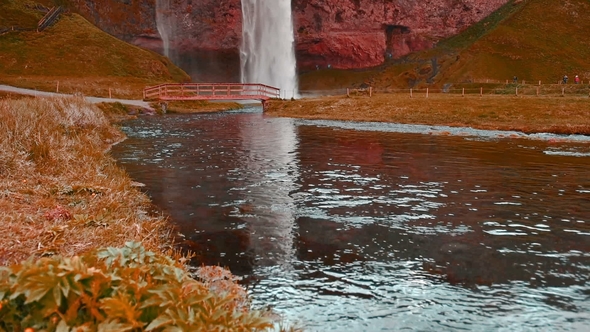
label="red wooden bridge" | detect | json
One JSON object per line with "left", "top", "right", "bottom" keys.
{"left": 143, "top": 83, "right": 280, "bottom": 102}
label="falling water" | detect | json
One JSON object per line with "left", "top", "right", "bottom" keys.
{"left": 155, "top": 0, "right": 172, "bottom": 58}
{"left": 240, "top": 0, "right": 299, "bottom": 99}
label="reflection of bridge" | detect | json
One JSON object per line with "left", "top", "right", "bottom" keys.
{"left": 143, "top": 83, "right": 280, "bottom": 102}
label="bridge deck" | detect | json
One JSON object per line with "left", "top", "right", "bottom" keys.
{"left": 143, "top": 83, "right": 280, "bottom": 102}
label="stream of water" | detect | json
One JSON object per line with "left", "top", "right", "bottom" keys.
{"left": 111, "top": 108, "right": 590, "bottom": 331}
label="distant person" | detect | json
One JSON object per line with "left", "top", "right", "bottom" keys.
{"left": 513, "top": 76, "right": 518, "bottom": 83}
{"left": 563, "top": 75, "right": 569, "bottom": 84}
{"left": 575, "top": 75, "right": 580, "bottom": 84}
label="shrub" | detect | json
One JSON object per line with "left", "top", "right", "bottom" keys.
{"left": 0, "top": 242, "right": 273, "bottom": 331}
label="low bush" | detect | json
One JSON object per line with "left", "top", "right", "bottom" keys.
{"left": 0, "top": 242, "right": 274, "bottom": 331}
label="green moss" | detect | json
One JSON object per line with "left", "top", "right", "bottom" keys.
{"left": 442, "top": 0, "right": 590, "bottom": 83}
{"left": 0, "top": 0, "right": 44, "bottom": 28}
{"left": 437, "top": 0, "right": 526, "bottom": 52}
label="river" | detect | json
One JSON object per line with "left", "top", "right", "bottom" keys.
{"left": 111, "top": 107, "right": 590, "bottom": 331}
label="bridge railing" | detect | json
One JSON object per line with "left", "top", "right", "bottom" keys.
{"left": 143, "top": 83, "right": 280, "bottom": 101}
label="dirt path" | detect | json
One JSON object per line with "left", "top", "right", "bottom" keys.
{"left": 0, "top": 84, "right": 152, "bottom": 109}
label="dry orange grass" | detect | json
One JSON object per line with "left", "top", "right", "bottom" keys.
{"left": 266, "top": 93, "right": 590, "bottom": 135}
{"left": 0, "top": 96, "right": 173, "bottom": 265}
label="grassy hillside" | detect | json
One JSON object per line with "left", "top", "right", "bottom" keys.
{"left": 436, "top": 0, "right": 590, "bottom": 84}
{"left": 0, "top": 0, "right": 189, "bottom": 99}
{"left": 0, "top": 0, "right": 47, "bottom": 27}
{"left": 302, "top": 0, "right": 590, "bottom": 90}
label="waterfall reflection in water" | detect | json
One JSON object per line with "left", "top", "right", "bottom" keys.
{"left": 111, "top": 108, "right": 590, "bottom": 331}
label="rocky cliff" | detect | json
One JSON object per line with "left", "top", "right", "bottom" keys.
{"left": 69, "top": 0, "right": 158, "bottom": 49}
{"left": 293, "top": 0, "right": 509, "bottom": 70}
{"left": 70, "top": 0, "right": 510, "bottom": 74}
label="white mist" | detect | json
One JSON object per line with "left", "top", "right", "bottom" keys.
{"left": 240, "top": 0, "right": 299, "bottom": 99}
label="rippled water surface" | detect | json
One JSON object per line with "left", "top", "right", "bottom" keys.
{"left": 111, "top": 108, "right": 590, "bottom": 331}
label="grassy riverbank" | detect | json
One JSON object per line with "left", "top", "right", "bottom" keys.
{"left": 0, "top": 96, "right": 173, "bottom": 265}
{"left": 0, "top": 96, "right": 297, "bottom": 330}
{"left": 266, "top": 93, "right": 590, "bottom": 135}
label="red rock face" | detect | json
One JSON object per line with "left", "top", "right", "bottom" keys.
{"left": 155, "top": 0, "right": 242, "bottom": 53}
{"left": 292, "top": 0, "right": 509, "bottom": 70}
{"left": 70, "top": 0, "right": 509, "bottom": 73}
{"left": 69, "top": 0, "right": 159, "bottom": 46}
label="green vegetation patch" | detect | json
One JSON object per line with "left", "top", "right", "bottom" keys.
{"left": 436, "top": 0, "right": 527, "bottom": 52}
{"left": 0, "top": 2, "right": 189, "bottom": 98}
{"left": 0, "top": 13, "right": 185, "bottom": 80}
{"left": 0, "top": 0, "right": 44, "bottom": 28}
{"left": 0, "top": 242, "right": 274, "bottom": 331}
{"left": 422, "top": 0, "right": 590, "bottom": 85}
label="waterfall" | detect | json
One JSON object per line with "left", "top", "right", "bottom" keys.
{"left": 156, "top": 0, "right": 176, "bottom": 60}
{"left": 240, "top": 0, "right": 299, "bottom": 99}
